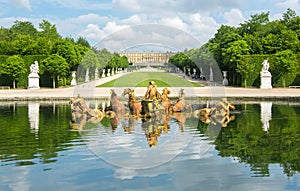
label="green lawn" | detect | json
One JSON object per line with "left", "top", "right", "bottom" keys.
{"left": 97, "top": 72, "right": 203, "bottom": 87}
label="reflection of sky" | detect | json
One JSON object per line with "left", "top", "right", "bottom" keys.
{"left": 1, "top": 139, "right": 299, "bottom": 190}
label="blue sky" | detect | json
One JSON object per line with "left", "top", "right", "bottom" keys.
{"left": 0, "top": 0, "right": 299, "bottom": 47}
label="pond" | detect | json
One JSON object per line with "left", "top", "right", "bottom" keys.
{"left": 0, "top": 100, "right": 300, "bottom": 191}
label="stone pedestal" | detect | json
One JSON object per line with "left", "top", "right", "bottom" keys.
{"left": 28, "top": 73, "right": 40, "bottom": 89}
{"left": 260, "top": 71, "right": 272, "bottom": 89}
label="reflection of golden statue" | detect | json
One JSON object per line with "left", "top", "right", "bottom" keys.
{"left": 194, "top": 98, "right": 236, "bottom": 127}
{"left": 69, "top": 96, "right": 104, "bottom": 130}
{"left": 145, "top": 124, "right": 163, "bottom": 147}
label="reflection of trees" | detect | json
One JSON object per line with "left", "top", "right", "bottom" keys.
{"left": 214, "top": 103, "right": 300, "bottom": 177}
{"left": 0, "top": 103, "right": 81, "bottom": 166}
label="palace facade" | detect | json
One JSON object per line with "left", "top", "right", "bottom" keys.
{"left": 118, "top": 52, "right": 176, "bottom": 65}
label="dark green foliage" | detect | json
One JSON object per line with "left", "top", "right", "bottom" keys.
{"left": 0, "top": 55, "right": 26, "bottom": 88}
{"left": 0, "top": 19, "right": 125, "bottom": 87}
{"left": 214, "top": 103, "right": 300, "bottom": 177}
{"left": 170, "top": 8, "right": 300, "bottom": 87}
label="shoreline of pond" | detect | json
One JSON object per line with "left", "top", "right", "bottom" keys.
{"left": 0, "top": 86, "right": 300, "bottom": 102}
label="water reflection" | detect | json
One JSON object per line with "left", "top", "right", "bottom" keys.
{"left": 0, "top": 100, "right": 300, "bottom": 179}
{"left": 28, "top": 102, "right": 39, "bottom": 134}
{"left": 261, "top": 102, "right": 272, "bottom": 132}
{"left": 0, "top": 101, "right": 80, "bottom": 167}
{"left": 215, "top": 101, "right": 300, "bottom": 177}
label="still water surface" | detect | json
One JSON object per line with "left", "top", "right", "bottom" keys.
{"left": 0, "top": 100, "right": 300, "bottom": 191}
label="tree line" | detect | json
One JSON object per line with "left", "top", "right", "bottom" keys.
{"left": 0, "top": 20, "right": 129, "bottom": 88}
{"left": 169, "top": 8, "right": 300, "bottom": 87}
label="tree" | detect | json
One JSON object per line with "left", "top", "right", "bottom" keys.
{"left": 81, "top": 50, "right": 99, "bottom": 80}
{"left": 52, "top": 39, "right": 80, "bottom": 70}
{"left": 236, "top": 56, "right": 261, "bottom": 87}
{"left": 76, "top": 36, "right": 90, "bottom": 48}
{"left": 273, "top": 50, "right": 298, "bottom": 87}
{"left": 282, "top": 8, "right": 297, "bottom": 26}
{"left": 168, "top": 52, "right": 193, "bottom": 73}
{"left": 10, "top": 20, "right": 38, "bottom": 39}
{"left": 239, "top": 12, "right": 269, "bottom": 35}
{"left": 39, "top": 20, "right": 61, "bottom": 45}
{"left": 11, "top": 34, "right": 36, "bottom": 55}
{"left": 0, "top": 55, "right": 26, "bottom": 88}
{"left": 42, "top": 54, "right": 69, "bottom": 88}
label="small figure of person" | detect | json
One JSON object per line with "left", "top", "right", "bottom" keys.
{"left": 143, "top": 81, "right": 161, "bottom": 101}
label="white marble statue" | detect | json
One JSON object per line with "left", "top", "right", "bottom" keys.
{"left": 261, "top": 59, "right": 269, "bottom": 71}
{"left": 260, "top": 59, "right": 272, "bottom": 89}
{"left": 30, "top": 61, "right": 39, "bottom": 74}
{"left": 71, "top": 71, "right": 77, "bottom": 86}
{"left": 28, "top": 61, "right": 40, "bottom": 89}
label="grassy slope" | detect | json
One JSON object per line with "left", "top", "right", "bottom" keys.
{"left": 97, "top": 72, "right": 203, "bottom": 87}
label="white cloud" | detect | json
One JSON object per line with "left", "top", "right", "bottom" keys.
{"left": 159, "top": 17, "right": 188, "bottom": 32}
{"left": 0, "top": 17, "right": 42, "bottom": 28}
{"left": 223, "top": 8, "right": 246, "bottom": 26}
{"left": 79, "top": 24, "right": 104, "bottom": 41}
{"left": 276, "top": 0, "right": 300, "bottom": 14}
{"left": 189, "top": 13, "right": 220, "bottom": 43}
{"left": 79, "top": 22, "right": 129, "bottom": 45}
{"left": 37, "top": 0, "right": 111, "bottom": 10}
{"left": 120, "top": 14, "right": 145, "bottom": 25}
{"left": 68, "top": 14, "right": 110, "bottom": 25}
{"left": 10, "top": 0, "right": 31, "bottom": 10}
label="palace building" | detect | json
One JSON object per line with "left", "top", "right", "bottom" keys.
{"left": 118, "top": 52, "right": 176, "bottom": 65}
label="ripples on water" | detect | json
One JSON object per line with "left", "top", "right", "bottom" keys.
{"left": 0, "top": 100, "right": 300, "bottom": 191}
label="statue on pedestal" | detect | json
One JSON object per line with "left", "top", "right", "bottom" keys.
{"left": 260, "top": 59, "right": 272, "bottom": 89}
{"left": 222, "top": 71, "right": 228, "bottom": 86}
{"left": 71, "top": 71, "right": 77, "bottom": 86}
{"left": 28, "top": 61, "right": 40, "bottom": 89}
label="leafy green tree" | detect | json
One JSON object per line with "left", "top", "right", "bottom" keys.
{"left": 237, "top": 56, "right": 261, "bottom": 87}
{"left": 223, "top": 40, "right": 250, "bottom": 86}
{"left": 39, "top": 20, "right": 61, "bottom": 45}
{"left": 273, "top": 50, "right": 298, "bottom": 87}
{"left": 42, "top": 54, "right": 69, "bottom": 88}
{"left": 168, "top": 52, "right": 193, "bottom": 74}
{"left": 282, "top": 8, "right": 297, "bottom": 26}
{"left": 11, "top": 34, "right": 36, "bottom": 55}
{"left": 243, "top": 34, "right": 263, "bottom": 54}
{"left": 81, "top": 50, "right": 99, "bottom": 80}
{"left": 76, "top": 36, "right": 90, "bottom": 48}
{"left": 10, "top": 20, "right": 38, "bottom": 39}
{"left": 239, "top": 12, "right": 270, "bottom": 35}
{"left": 52, "top": 39, "right": 80, "bottom": 70}
{"left": 0, "top": 55, "right": 26, "bottom": 88}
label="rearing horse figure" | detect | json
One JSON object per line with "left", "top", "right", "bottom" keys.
{"left": 109, "top": 89, "right": 126, "bottom": 114}
{"left": 122, "top": 88, "right": 142, "bottom": 117}
{"left": 169, "top": 89, "right": 192, "bottom": 113}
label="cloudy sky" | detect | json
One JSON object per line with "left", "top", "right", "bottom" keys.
{"left": 0, "top": 0, "right": 299, "bottom": 47}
